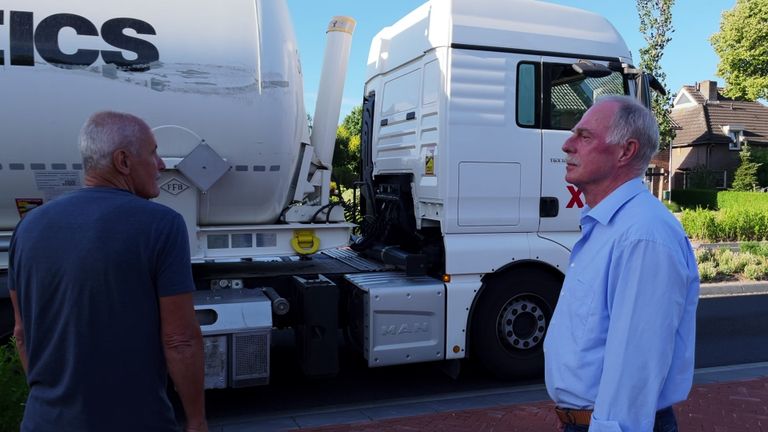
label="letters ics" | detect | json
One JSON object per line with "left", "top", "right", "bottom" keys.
{"left": 0, "top": 10, "right": 159, "bottom": 71}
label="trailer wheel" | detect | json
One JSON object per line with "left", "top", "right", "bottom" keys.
{"left": 470, "top": 268, "right": 561, "bottom": 379}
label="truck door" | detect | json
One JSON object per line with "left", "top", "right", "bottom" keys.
{"left": 447, "top": 49, "right": 542, "bottom": 233}
{"left": 537, "top": 58, "right": 628, "bottom": 234}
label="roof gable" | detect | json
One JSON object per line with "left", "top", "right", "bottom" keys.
{"left": 671, "top": 82, "right": 768, "bottom": 147}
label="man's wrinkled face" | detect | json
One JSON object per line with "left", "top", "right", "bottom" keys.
{"left": 561, "top": 101, "right": 623, "bottom": 194}
{"left": 129, "top": 129, "right": 165, "bottom": 199}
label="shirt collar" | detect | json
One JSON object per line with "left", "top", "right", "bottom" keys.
{"left": 581, "top": 178, "right": 646, "bottom": 226}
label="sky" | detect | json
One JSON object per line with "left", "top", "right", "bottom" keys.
{"left": 287, "top": 0, "right": 736, "bottom": 122}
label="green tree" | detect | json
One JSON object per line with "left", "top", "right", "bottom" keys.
{"left": 637, "top": 0, "right": 676, "bottom": 150}
{"left": 750, "top": 147, "right": 768, "bottom": 187}
{"left": 340, "top": 105, "right": 362, "bottom": 138}
{"left": 332, "top": 106, "right": 363, "bottom": 190}
{"left": 710, "top": 0, "right": 768, "bottom": 101}
{"left": 732, "top": 143, "right": 762, "bottom": 191}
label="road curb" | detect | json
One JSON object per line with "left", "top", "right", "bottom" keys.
{"left": 699, "top": 280, "right": 768, "bottom": 297}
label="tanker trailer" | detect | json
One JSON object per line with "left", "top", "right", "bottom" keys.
{"left": 0, "top": 0, "right": 354, "bottom": 268}
{"left": 0, "top": 0, "right": 360, "bottom": 384}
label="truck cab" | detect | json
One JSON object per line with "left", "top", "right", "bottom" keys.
{"left": 353, "top": 0, "right": 650, "bottom": 377}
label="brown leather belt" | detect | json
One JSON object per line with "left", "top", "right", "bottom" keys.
{"left": 555, "top": 406, "right": 674, "bottom": 426}
{"left": 555, "top": 407, "right": 593, "bottom": 426}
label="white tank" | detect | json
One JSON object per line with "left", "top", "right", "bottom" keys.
{"left": 0, "top": 0, "right": 308, "bottom": 229}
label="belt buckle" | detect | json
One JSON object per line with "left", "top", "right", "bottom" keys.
{"left": 565, "top": 410, "right": 577, "bottom": 424}
{"left": 555, "top": 407, "right": 590, "bottom": 426}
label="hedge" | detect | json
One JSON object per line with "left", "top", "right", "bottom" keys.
{"left": 717, "top": 191, "right": 768, "bottom": 211}
{"left": 681, "top": 208, "right": 768, "bottom": 242}
{"left": 670, "top": 189, "right": 718, "bottom": 210}
{"left": 671, "top": 189, "right": 768, "bottom": 211}
{"left": 0, "top": 339, "right": 27, "bottom": 430}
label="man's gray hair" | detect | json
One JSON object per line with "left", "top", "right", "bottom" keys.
{"left": 597, "top": 95, "right": 660, "bottom": 175}
{"left": 79, "top": 111, "right": 149, "bottom": 172}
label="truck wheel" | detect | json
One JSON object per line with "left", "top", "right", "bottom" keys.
{"left": 470, "top": 268, "right": 561, "bottom": 379}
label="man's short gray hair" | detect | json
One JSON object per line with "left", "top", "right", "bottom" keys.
{"left": 79, "top": 111, "right": 150, "bottom": 172}
{"left": 597, "top": 95, "right": 660, "bottom": 176}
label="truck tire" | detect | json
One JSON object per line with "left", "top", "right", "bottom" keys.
{"left": 470, "top": 268, "right": 561, "bottom": 379}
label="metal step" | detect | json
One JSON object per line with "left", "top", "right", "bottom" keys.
{"left": 322, "top": 247, "right": 388, "bottom": 272}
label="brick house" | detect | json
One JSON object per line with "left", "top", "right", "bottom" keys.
{"left": 648, "top": 130, "right": 675, "bottom": 199}
{"left": 665, "top": 80, "right": 768, "bottom": 189}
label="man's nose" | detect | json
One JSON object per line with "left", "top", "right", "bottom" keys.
{"left": 157, "top": 156, "right": 166, "bottom": 170}
{"left": 562, "top": 136, "right": 575, "bottom": 153}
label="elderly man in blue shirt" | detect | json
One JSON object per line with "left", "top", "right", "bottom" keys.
{"left": 544, "top": 95, "right": 699, "bottom": 432}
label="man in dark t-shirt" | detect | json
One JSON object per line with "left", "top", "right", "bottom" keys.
{"left": 9, "top": 112, "right": 207, "bottom": 432}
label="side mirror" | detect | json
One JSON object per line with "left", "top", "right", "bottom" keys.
{"left": 635, "top": 74, "right": 653, "bottom": 109}
{"left": 647, "top": 74, "right": 667, "bottom": 96}
{"left": 635, "top": 73, "right": 667, "bottom": 109}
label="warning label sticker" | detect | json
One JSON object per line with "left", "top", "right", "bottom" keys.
{"left": 425, "top": 149, "right": 435, "bottom": 176}
{"left": 15, "top": 198, "right": 44, "bottom": 219}
{"left": 34, "top": 171, "right": 82, "bottom": 200}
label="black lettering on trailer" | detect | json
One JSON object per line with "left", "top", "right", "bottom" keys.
{"left": 10, "top": 11, "right": 34, "bottom": 66}
{"left": 101, "top": 18, "right": 159, "bottom": 72}
{"left": 34, "top": 13, "right": 99, "bottom": 68}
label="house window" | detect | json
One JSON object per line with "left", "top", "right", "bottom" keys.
{"left": 728, "top": 131, "right": 742, "bottom": 151}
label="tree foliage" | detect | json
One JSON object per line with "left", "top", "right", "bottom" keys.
{"left": 710, "top": 0, "right": 768, "bottom": 101}
{"left": 340, "top": 105, "right": 362, "bottom": 139}
{"left": 749, "top": 146, "right": 768, "bottom": 187}
{"left": 637, "top": 0, "right": 676, "bottom": 149}
{"left": 732, "top": 143, "right": 762, "bottom": 191}
{"left": 333, "top": 105, "right": 362, "bottom": 190}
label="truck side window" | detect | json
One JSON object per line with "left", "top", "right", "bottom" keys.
{"left": 543, "top": 63, "right": 626, "bottom": 131}
{"left": 516, "top": 63, "right": 538, "bottom": 127}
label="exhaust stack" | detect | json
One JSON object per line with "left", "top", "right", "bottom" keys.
{"left": 311, "top": 16, "right": 356, "bottom": 169}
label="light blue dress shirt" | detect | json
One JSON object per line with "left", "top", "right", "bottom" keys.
{"left": 544, "top": 178, "right": 700, "bottom": 432}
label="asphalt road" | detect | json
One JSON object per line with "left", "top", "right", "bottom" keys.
{"left": 695, "top": 293, "right": 768, "bottom": 367}
{"left": 203, "top": 292, "right": 768, "bottom": 425}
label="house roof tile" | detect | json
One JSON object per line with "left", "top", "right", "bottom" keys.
{"left": 671, "top": 84, "right": 768, "bottom": 147}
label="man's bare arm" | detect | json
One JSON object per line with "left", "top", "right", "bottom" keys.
{"left": 159, "top": 292, "right": 207, "bottom": 432}
{"left": 10, "top": 289, "right": 28, "bottom": 374}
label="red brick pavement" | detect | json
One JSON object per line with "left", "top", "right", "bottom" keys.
{"left": 303, "top": 377, "right": 768, "bottom": 431}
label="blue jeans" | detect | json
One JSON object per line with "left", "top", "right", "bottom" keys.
{"left": 563, "top": 407, "right": 677, "bottom": 432}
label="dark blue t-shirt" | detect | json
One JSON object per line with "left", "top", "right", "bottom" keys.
{"left": 9, "top": 187, "right": 194, "bottom": 432}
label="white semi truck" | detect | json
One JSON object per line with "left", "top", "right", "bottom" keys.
{"left": 0, "top": 0, "right": 662, "bottom": 388}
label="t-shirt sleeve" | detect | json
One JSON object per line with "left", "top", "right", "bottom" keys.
{"left": 155, "top": 212, "right": 195, "bottom": 297}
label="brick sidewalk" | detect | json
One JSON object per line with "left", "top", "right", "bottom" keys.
{"left": 302, "top": 377, "right": 768, "bottom": 431}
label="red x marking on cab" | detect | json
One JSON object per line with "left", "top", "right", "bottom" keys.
{"left": 566, "top": 185, "right": 584, "bottom": 208}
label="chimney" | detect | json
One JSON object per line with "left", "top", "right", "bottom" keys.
{"left": 699, "top": 80, "right": 719, "bottom": 102}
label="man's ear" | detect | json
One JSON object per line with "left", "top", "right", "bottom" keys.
{"left": 113, "top": 149, "right": 131, "bottom": 175}
{"left": 617, "top": 139, "right": 640, "bottom": 167}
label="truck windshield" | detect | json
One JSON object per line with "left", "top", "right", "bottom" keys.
{"left": 545, "top": 63, "right": 626, "bottom": 131}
